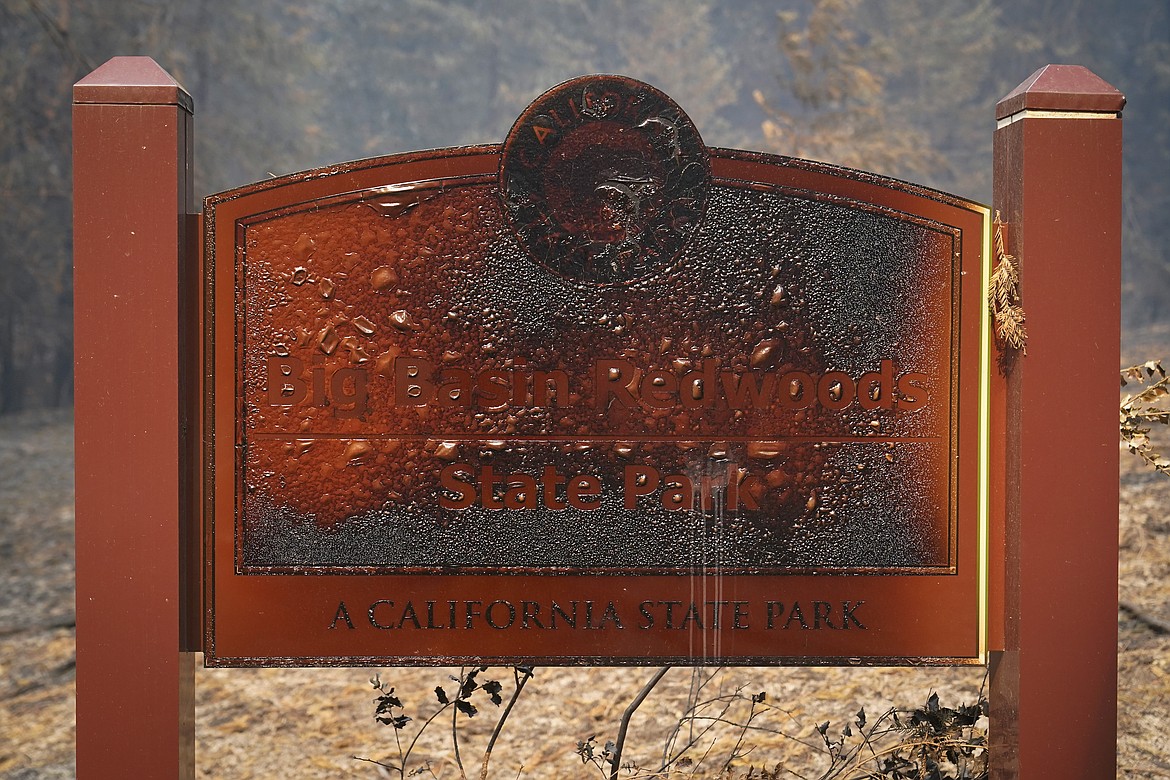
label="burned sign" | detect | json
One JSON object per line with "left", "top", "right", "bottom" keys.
{"left": 204, "top": 76, "right": 989, "bottom": 666}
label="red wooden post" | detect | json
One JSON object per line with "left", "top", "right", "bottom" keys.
{"left": 73, "top": 57, "right": 196, "bottom": 778}
{"left": 989, "top": 65, "right": 1124, "bottom": 778}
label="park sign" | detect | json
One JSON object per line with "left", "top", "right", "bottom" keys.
{"left": 75, "top": 57, "right": 1125, "bottom": 776}
{"left": 203, "top": 76, "right": 989, "bottom": 666}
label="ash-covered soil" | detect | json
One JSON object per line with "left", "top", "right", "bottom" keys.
{"left": 0, "top": 409, "right": 76, "bottom": 779}
{"left": 2, "top": 340, "right": 1169, "bottom": 778}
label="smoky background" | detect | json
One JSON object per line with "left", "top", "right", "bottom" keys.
{"left": 2, "top": 0, "right": 1168, "bottom": 413}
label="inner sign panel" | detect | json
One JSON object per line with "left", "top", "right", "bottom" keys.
{"left": 237, "top": 178, "right": 957, "bottom": 574}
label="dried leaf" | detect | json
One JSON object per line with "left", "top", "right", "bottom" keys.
{"left": 1121, "top": 360, "right": 1170, "bottom": 476}
{"left": 988, "top": 214, "right": 1027, "bottom": 354}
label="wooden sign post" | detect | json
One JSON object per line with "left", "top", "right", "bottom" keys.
{"left": 73, "top": 57, "right": 197, "bottom": 778}
{"left": 989, "top": 64, "right": 1124, "bottom": 779}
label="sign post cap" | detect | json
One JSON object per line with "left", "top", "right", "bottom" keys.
{"left": 996, "top": 64, "right": 1124, "bottom": 120}
{"left": 74, "top": 56, "right": 193, "bottom": 112}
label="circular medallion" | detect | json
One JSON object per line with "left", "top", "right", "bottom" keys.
{"left": 500, "top": 75, "right": 710, "bottom": 285}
